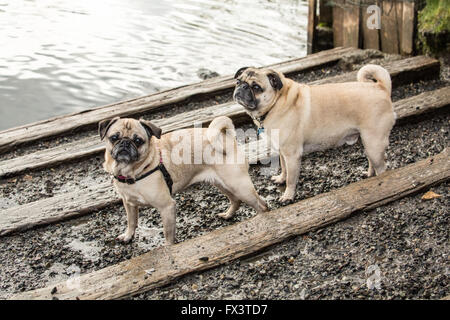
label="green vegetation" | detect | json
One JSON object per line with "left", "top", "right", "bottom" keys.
{"left": 417, "top": 0, "right": 450, "bottom": 55}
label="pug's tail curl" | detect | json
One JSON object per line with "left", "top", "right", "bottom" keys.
{"left": 207, "top": 116, "right": 237, "bottom": 154}
{"left": 357, "top": 64, "right": 391, "bottom": 96}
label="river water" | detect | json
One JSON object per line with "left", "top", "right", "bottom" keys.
{"left": 0, "top": 0, "right": 308, "bottom": 130}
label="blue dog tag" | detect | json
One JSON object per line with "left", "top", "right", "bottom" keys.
{"left": 257, "top": 127, "right": 264, "bottom": 137}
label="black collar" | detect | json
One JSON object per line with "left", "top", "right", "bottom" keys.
{"left": 114, "top": 150, "right": 173, "bottom": 194}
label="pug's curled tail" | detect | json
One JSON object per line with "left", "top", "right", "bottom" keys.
{"left": 357, "top": 64, "right": 391, "bottom": 96}
{"left": 207, "top": 116, "right": 237, "bottom": 154}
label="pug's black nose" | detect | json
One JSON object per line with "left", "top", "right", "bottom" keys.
{"left": 242, "top": 82, "right": 249, "bottom": 89}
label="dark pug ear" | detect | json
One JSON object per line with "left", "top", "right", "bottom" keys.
{"left": 98, "top": 117, "right": 119, "bottom": 140}
{"left": 234, "top": 66, "right": 251, "bottom": 79}
{"left": 267, "top": 72, "right": 283, "bottom": 90}
{"left": 140, "top": 119, "right": 162, "bottom": 139}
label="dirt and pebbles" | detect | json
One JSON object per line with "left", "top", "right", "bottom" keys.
{"left": 0, "top": 53, "right": 448, "bottom": 299}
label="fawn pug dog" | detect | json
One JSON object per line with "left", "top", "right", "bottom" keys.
{"left": 99, "top": 116, "right": 267, "bottom": 244}
{"left": 233, "top": 65, "right": 396, "bottom": 202}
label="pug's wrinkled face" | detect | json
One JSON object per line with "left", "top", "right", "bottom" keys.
{"left": 233, "top": 67, "right": 284, "bottom": 115}
{"left": 98, "top": 117, "right": 162, "bottom": 164}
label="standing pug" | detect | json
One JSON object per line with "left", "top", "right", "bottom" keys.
{"left": 233, "top": 65, "right": 396, "bottom": 202}
{"left": 99, "top": 116, "right": 267, "bottom": 244}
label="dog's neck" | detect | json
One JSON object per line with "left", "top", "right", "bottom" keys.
{"left": 268, "top": 79, "right": 298, "bottom": 116}
{"left": 246, "top": 80, "right": 292, "bottom": 132}
{"left": 255, "top": 79, "right": 299, "bottom": 130}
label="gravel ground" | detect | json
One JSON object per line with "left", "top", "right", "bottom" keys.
{"left": 0, "top": 53, "right": 448, "bottom": 299}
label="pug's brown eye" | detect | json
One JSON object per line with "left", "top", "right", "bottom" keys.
{"left": 236, "top": 79, "right": 241, "bottom": 85}
{"left": 109, "top": 134, "right": 119, "bottom": 143}
{"left": 252, "top": 84, "right": 262, "bottom": 91}
{"left": 134, "top": 136, "right": 144, "bottom": 146}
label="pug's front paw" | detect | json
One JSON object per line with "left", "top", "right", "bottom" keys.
{"left": 116, "top": 232, "right": 134, "bottom": 243}
{"left": 279, "top": 190, "right": 295, "bottom": 203}
{"left": 271, "top": 174, "right": 286, "bottom": 184}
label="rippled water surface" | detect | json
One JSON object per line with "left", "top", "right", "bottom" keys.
{"left": 0, "top": 0, "right": 307, "bottom": 130}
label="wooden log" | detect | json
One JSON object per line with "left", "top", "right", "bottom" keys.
{"left": 0, "top": 47, "right": 359, "bottom": 154}
{"left": 307, "top": 0, "right": 318, "bottom": 54}
{"left": 393, "top": 87, "right": 450, "bottom": 119}
{"left": 310, "top": 55, "right": 439, "bottom": 87}
{"left": 396, "top": 0, "right": 403, "bottom": 51}
{"left": 11, "top": 148, "right": 450, "bottom": 300}
{"left": 380, "top": 0, "right": 400, "bottom": 53}
{"left": 342, "top": 0, "right": 360, "bottom": 48}
{"left": 400, "top": 1, "right": 414, "bottom": 55}
{"left": 0, "top": 55, "right": 440, "bottom": 178}
{"left": 0, "top": 184, "right": 120, "bottom": 236}
{"left": 1, "top": 86, "right": 448, "bottom": 237}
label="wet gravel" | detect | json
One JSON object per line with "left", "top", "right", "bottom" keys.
{"left": 0, "top": 52, "right": 448, "bottom": 299}
{"left": 137, "top": 182, "right": 449, "bottom": 300}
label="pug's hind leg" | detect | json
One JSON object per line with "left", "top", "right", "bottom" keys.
{"left": 219, "top": 170, "right": 268, "bottom": 215}
{"left": 279, "top": 149, "right": 302, "bottom": 203}
{"left": 216, "top": 185, "right": 242, "bottom": 220}
{"left": 159, "top": 199, "right": 176, "bottom": 245}
{"left": 117, "top": 200, "right": 139, "bottom": 243}
{"left": 360, "top": 130, "right": 389, "bottom": 177}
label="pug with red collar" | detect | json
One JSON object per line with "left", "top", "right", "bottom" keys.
{"left": 99, "top": 116, "right": 267, "bottom": 244}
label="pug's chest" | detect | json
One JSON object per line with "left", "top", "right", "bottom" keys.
{"left": 113, "top": 181, "right": 157, "bottom": 206}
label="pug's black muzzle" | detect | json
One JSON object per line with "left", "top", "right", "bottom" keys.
{"left": 111, "top": 138, "right": 139, "bottom": 163}
{"left": 234, "top": 83, "right": 257, "bottom": 110}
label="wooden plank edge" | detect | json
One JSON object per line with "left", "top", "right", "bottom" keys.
{"left": 10, "top": 148, "right": 449, "bottom": 300}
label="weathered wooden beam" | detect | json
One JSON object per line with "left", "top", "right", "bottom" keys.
{"left": 11, "top": 148, "right": 449, "bottom": 300}
{"left": 0, "top": 47, "right": 359, "bottom": 154}
{"left": 380, "top": 0, "right": 400, "bottom": 54}
{"left": 310, "top": 55, "right": 439, "bottom": 87}
{"left": 332, "top": 0, "right": 345, "bottom": 47}
{"left": 0, "top": 55, "right": 440, "bottom": 178}
{"left": 400, "top": 0, "right": 414, "bottom": 55}
{"left": 393, "top": 86, "right": 450, "bottom": 119}
{"left": 307, "top": 0, "right": 318, "bottom": 54}
{"left": 342, "top": 0, "right": 360, "bottom": 48}
{"left": 1, "top": 86, "right": 448, "bottom": 237}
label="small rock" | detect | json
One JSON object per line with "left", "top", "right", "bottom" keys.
{"left": 197, "top": 68, "right": 220, "bottom": 80}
